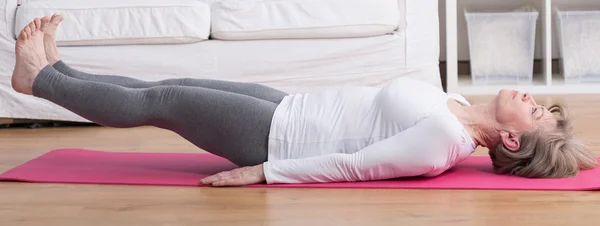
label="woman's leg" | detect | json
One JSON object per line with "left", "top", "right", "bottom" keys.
{"left": 13, "top": 15, "right": 271, "bottom": 166}
{"left": 50, "top": 61, "right": 288, "bottom": 104}
{"left": 31, "top": 65, "right": 272, "bottom": 166}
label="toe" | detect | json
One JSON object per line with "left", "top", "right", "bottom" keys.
{"left": 42, "top": 16, "right": 50, "bottom": 24}
{"left": 24, "top": 25, "right": 32, "bottom": 36}
{"left": 40, "top": 17, "right": 50, "bottom": 32}
{"left": 34, "top": 18, "right": 41, "bottom": 30}
{"left": 18, "top": 30, "right": 27, "bottom": 40}
{"left": 27, "top": 21, "right": 35, "bottom": 31}
{"left": 51, "top": 14, "right": 64, "bottom": 24}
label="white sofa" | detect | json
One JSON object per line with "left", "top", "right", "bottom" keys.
{"left": 0, "top": 0, "right": 442, "bottom": 122}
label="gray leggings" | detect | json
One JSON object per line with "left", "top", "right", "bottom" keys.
{"left": 31, "top": 61, "right": 288, "bottom": 167}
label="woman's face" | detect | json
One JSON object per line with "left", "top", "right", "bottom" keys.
{"left": 492, "top": 89, "right": 556, "bottom": 136}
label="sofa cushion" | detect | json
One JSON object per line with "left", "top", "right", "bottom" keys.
{"left": 14, "top": 0, "right": 211, "bottom": 46}
{"left": 210, "top": 0, "right": 400, "bottom": 40}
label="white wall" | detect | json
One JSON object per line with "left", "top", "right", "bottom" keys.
{"left": 438, "top": 0, "right": 600, "bottom": 61}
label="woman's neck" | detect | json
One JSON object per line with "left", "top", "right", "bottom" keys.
{"left": 447, "top": 101, "right": 498, "bottom": 148}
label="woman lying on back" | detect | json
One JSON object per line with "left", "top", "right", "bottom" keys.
{"left": 11, "top": 15, "right": 598, "bottom": 186}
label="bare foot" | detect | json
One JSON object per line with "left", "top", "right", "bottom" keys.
{"left": 42, "top": 14, "right": 64, "bottom": 65}
{"left": 11, "top": 18, "right": 50, "bottom": 95}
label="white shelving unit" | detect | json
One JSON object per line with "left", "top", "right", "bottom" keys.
{"left": 445, "top": 0, "right": 600, "bottom": 95}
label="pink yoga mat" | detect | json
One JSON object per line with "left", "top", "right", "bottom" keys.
{"left": 1, "top": 149, "right": 600, "bottom": 190}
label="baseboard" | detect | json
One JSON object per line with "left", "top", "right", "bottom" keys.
{"left": 0, "top": 118, "right": 14, "bottom": 125}
{"left": 438, "top": 59, "right": 561, "bottom": 92}
{"left": 0, "top": 118, "right": 96, "bottom": 128}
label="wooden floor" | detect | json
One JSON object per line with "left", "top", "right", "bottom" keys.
{"left": 1, "top": 94, "right": 600, "bottom": 226}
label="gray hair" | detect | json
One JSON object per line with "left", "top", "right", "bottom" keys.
{"left": 489, "top": 103, "right": 597, "bottom": 178}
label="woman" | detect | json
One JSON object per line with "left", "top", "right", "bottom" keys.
{"left": 12, "top": 15, "right": 598, "bottom": 187}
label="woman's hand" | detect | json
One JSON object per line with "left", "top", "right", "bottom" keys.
{"left": 200, "top": 164, "right": 266, "bottom": 187}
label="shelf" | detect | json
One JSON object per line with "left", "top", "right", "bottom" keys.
{"left": 444, "top": 0, "right": 600, "bottom": 95}
{"left": 457, "top": 73, "right": 546, "bottom": 86}
{"left": 454, "top": 73, "right": 600, "bottom": 95}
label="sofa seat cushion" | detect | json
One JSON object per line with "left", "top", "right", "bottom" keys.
{"left": 210, "top": 0, "right": 400, "bottom": 40}
{"left": 15, "top": 0, "right": 211, "bottom": 46}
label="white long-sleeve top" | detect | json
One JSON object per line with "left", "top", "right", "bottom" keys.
{"left": 263, "top": 77, "right": 477, "bottom": 184}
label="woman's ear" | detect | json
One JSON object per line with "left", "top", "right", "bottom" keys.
{"left": 500, "top": 130, "right": 520, "bottom": 151}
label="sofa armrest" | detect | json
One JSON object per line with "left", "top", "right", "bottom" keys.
{"left": 1, "top": 0, "right": 19, "bottom": 39}
{"left": 398, "top": 0, "right": 440, "bottom": 68}
{"left": 395, "top": 0, "right": 407, "bottom": 33}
